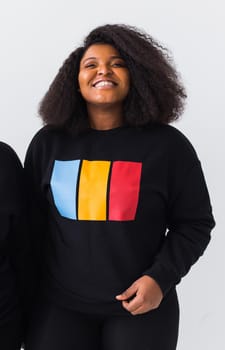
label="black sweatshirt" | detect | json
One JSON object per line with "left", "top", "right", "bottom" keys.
{"left": 24, "top": 124, "right": 215, "bottom": 315}
{"left": 0, "top": 142, "right": 26, "bottom": 324}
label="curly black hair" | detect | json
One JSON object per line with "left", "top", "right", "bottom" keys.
{"left": 39, "top": 24, "right": 187, "bottom": 133}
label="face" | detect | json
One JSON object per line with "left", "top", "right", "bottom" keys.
{"left": 78, "top": 44, "right": 130, "bottom": 109}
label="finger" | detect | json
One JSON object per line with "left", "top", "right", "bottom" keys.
{"left": 122, "top": 299, "right": 149, "bottom": 315}
{"left": 130, "top": 305, "right": 151, "bottom": 316}
{"left": 131, "top": 300, "right": 161, "bottom": 315}
{"left": 121, "top": 297, "right": 142, "bottom": 313}
{"left": 123, "top": 292, "right": 144, "bottom": 312}
{"left": 116, "top": 284, "right": 137, "bottom": 301}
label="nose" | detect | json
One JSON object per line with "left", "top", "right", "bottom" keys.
{"left": 97, "top": 64, "right": 112, "bottom": 76}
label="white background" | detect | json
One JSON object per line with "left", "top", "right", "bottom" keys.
{"left": 0, "top": 1, "right": 224, "bottom": 349}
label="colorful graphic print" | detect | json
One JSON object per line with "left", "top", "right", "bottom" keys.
{"left": 50, "top": 160, "right": 142, "bottom": 221}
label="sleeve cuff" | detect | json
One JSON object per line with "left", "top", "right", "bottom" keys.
{"left": 143, "top": 262, "right": 180, "bottom": 296}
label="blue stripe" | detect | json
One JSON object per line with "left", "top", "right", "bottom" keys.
{"left": 50, "top": 160, "right": 80, "bottom": 220}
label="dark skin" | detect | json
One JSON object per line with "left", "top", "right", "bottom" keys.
{"left": 78, "top": 43, "right": 129, "bottom": 130}
{"left": 78, "top": 43, "right": 163, "bottom": 315}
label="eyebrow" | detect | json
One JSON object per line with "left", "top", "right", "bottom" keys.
{"left": 81, "top": 55, "right": 124, "bottom": 64}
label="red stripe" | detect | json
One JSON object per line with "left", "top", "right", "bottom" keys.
{"left": 109, "top": 161, "right": 142, "bottom": 221}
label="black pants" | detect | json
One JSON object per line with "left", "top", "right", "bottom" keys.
{"left": 26, "top": 289, "right": 179, "bottom": 350}
{"left": 0, "top": 318, "right": 23, "bottom": 350}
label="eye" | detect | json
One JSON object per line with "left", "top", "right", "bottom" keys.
{"left": 84, "top": 63, "right": 96, "bottom": 69}
{"left": 111, "top": 61, "right": 126, "bottom": 68}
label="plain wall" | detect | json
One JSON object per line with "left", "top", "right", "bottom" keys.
{"left": 0, "top": 1, "right": 224, "bottom": 348}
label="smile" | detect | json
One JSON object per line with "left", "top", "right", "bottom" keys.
{"left": 93, "top": 80, "right": 117, "bottom": 88}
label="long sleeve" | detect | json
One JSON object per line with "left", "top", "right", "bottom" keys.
{"left": 144, "top": 159, "right": 215, "bottom": 295}
{"left": 23, "top": 133, "right": 48, "bottom": 312}
{"left": 0, "top": 142, "right": 27, "bottom": 324}
{"left": 20, "top": 125, "right": 216, "bottom": 315}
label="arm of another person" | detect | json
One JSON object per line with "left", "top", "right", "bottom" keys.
{"left": 23, "top": 133, "right": 48, "bottom": 316}
{"left": 0, "top": 143, "right": 28, "bottom": 318}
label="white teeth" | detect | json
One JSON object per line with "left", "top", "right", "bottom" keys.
{"left": 94, "top": 81, "right": 115, "bottom": 87}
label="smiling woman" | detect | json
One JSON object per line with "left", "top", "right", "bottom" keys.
{"left": 24, "top": 24, "right": 215, "bottom": 350}
{"left": 78, "top": 44, "right": 130, "bottom": 129}
{"left": 38, "top": 24, "right": 186, "bottom": 132}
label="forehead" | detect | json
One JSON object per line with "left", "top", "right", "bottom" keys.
{"left": 81, "top": 44, "right": 121, "bottom": 60}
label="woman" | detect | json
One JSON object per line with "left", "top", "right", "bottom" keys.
{"left": 0, "top": 142, "right": 26, "bottom": 350}
{"left": 25, "top": 24, "right": 215, "bottom": 350}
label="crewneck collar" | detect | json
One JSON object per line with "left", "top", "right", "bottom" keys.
{"left": 89, "top": 125, "right": 128, "bottom": 134}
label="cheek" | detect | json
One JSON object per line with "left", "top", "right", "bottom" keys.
{"left": 123, "top": 75, "right": 130, "bottom": 96}
{"left": 78, "top": 74, "right": 90, "bottom": 99}
{"left": 78, "top": 69, "right": 92, "bottom": 86}
{"left": 78, "top": 72, "right": 85, "bottom": 89}
{"left": 123, "top": 71, "right": 130, "bottom": 87}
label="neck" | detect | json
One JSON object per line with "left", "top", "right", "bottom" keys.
{"left": 87, "top": 104, "right": 123, "bottom": 130}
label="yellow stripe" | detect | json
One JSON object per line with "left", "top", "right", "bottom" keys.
{"left": 78, "top": 160, "right": 111, "bottom": 220}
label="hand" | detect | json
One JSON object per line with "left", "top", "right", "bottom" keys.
{"left": 115, "top": 275, "right": 163, "bottom": 315}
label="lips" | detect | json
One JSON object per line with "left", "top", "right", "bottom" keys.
{"left": 92, "top": 80, "right": 117, "bottom": 88}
